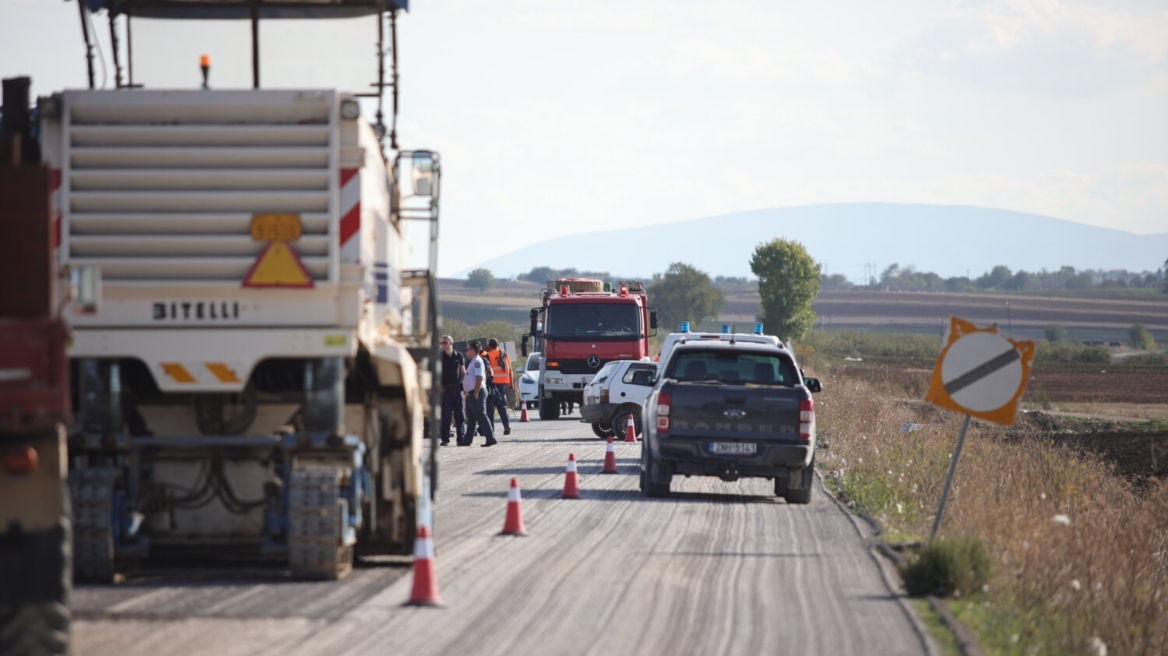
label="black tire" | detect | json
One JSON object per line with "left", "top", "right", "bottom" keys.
{"left": 591, "top": 422, "right": 613, "bottom": 439}
{"left": 784, "top": 458, "right": 815, "bottom": 505}
{"left": 610, "top": 407, "right": 642, "bottom": 440}
{"left": 538, "top": 388, "right": 560, "bottom": 420}
{"left": 0, "top": 602, "right": 70, "bottom": 656}
{"left": 1, "top": 471, "right": 74, "bottom": 656}
{"left": 642, "top": 444, "right": 671, "bottom": 498}
{"left": 774, "top": 476, "right": 789, "bottom": 498}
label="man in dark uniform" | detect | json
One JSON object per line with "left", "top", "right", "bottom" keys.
{"left": 439, "top": 335, "right": 465, "bottom": 446}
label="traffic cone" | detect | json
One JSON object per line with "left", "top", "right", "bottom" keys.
{"left": 623, "top": 414, "right": 637, "bottom": 442}
{"left": 562, "top": 453, "right": 580, "bottom": 499}
{"left": 602, "top": 436, "right": 618, "bottom": 474}
{"left": 404, "top": 525, "right": 442, "bottom": 606}
{"left": 500, "top": 477, "right": 528, "bottom": 536}
{"left": 519, "top": 404, "right": 530, "bottom": 423}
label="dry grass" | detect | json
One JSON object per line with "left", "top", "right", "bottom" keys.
{"left": 816, "top": 367, "right": 1168, "bottom": 655}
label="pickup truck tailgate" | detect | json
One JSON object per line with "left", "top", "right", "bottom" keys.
{"left": 668, "top": 384, "right": 804, "bottom": 440}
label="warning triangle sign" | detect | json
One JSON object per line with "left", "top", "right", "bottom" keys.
{"left": 242, "top": 241, "right": 315, "bottom": 288}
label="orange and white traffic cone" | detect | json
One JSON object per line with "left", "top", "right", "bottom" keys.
{"left": 624, "top": 414, "right": 637, "bottom": 442}
{"left": 404, "top": 525, "right": 442, "bottom": 606}
{"left": 519, "top": 404, "right": 530, "bottom": 423}
{"left": 562, "top": 453, "right": 581, "bottom": 499}
{"left": 500, "top": 477, "right": 528, "bottom": 536}
{"left": 602, "top": 436, "right": 618, "bottom": 474}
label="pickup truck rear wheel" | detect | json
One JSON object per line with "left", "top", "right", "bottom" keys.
{"left": 642, "top": 445, "right": 671, "bottom": 498}
{"left": 784, "top": 457, "right": 815, "bottom": 505}
{"left": 774, "top": 476, "right": 789, "bottom": 498}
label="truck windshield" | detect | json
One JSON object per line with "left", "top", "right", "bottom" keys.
{"left": 545, "top": 303, "right": 641, "bottom": 340}
{"left": 666, "top": 350, "right": 798, "bottom": 386}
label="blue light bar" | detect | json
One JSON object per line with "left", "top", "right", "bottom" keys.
{"left": 721, "top": 324, "right": 730, "bottom": 334}
{"left": 754, "top": 323, "right": 764, "bottom": 335}
{"left": 680, "top": 322, "right": 690, "bottom": 333}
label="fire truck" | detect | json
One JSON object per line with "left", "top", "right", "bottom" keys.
{"left": 0, "top": 76, "right": 75, "bottom": 656}
{"left": 37, "top": 0, "right": 442, "bottom": 582}
{"left": 523, "top": 278, "right": 657, "bottom": 420}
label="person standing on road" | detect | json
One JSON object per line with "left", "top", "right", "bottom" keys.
{"left": 483, "top": 338, "right": 512, "bottom": 436}
{"left": 459, "top": 341, "right": 496, "bottom": 447}
{"left": 438, "top": 335, "right": 465, "bottom": 447}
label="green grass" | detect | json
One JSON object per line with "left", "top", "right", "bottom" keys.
{"left": 817, "top": 369, "right": 1168, "bottom": 656}
{"left": 910, "top": 599, "right": 964, "bottom": 656}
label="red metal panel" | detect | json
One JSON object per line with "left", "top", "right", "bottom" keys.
{"left": 0, "top": 163, "right": 52, "bottom": 318}
{"left": 0, "top": 319, "right": 71, "bottom": 432}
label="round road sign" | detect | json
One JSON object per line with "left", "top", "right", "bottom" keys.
{"left": 925, "top": 316, "right": 1036, "bottom": 426}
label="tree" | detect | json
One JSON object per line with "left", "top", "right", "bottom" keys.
{"left": 977, "top": 265, "right": 1012, "bottom": 290}
{"left": 465, "top": 268, "right": 496, "bottom": 291}
{"left": 750, "top": 239, "right": 821, "bottom": 340}
{"left": 1129, "top": 324, "right": 1156, "bottom": 350}
{"left": 1044, "top": 323, "right": 1065, "bottom": 343}
{"left": 648, "top": 262, "right": 725, "bottom": 332}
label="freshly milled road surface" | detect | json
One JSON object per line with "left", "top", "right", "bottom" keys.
{"left": 73, "top": 415, "right": 935, "bottom": 656}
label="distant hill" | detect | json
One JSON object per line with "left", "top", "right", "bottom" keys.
{"left": 459, "top": 203, "right": 1168, "bottom": 282}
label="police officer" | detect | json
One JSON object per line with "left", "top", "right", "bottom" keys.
{"left": 438, "top": 335, "right": 465, "bottom": 446}
{"left": 483, "top": 338, "right": 512, "bottom": 436}
{"left": 460, "top": 341, "right": 496, "bottom": 447}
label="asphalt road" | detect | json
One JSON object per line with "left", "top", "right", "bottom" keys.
{"left": 73, "top": 415, "right": 936, "bottom": 656}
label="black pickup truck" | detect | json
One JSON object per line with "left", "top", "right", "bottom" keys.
{"left": 639, "top": 340, "right": 822, "bottom": 503}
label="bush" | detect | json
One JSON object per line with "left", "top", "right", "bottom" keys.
{"left": 1074, "top": 346, "right": 1111, "bottom": 364}
{"left": 1035, "top": 341, "right": 1110, "bottom": 364}
{"left": 805, "top": 329, "right": 941, "bottom": 361}
{"left": 1044, "top": 323, "right": 1065, "bottom": 342}
{"left": 1129, "top": 323, "right": 1156, "bottom": 350}
{"left": 903, "top": 537, "right": 992, "bottom": 598}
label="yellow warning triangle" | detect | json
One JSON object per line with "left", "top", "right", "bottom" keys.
{"left": 242, "top": 241, "right": 314, "bottom": 288}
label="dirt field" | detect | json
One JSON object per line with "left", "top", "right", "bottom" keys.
{"left": 1027, "top": 369, "right": 1168, "bottom": 404}
{"left": 829, "top": 362, "right": 1168, "bottom": 481}
{"left": 722, "top": 290, "right": 1168, "bottom": 339}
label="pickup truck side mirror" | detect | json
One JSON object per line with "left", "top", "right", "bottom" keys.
{"left": 803, "top": 377, "right": 822, "bottom": 394}
{"left": 521, "top": 333, "right": 529, "bottom": 357}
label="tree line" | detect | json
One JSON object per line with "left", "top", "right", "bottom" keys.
{"left": 822, "top": 261, "right": 1168, "bottom": 294}
{"left": 501, "top": 241, "right": 823, "bottom": 341}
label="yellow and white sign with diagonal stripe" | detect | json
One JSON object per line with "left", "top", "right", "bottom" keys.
{"left": 157, "top": 361, "right": 245, "bottom": 388}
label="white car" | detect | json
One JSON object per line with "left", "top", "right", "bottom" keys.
{"left": 581, "top": 360, "right": 658, "bottom": 439}
{"left": 517, "top": 352, "right": 541, "bottom": 408}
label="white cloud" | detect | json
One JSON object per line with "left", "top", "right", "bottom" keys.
{"left": 902, "top": 0, "right": 1168, "bottom": 95}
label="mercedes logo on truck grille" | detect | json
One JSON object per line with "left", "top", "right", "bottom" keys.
{"left": 587, "top": 355, "right": 601, "bottom": 368}
{"left": 723, "top": 409, "right": 747, "bottom": 419}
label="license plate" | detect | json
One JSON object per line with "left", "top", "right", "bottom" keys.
{"left": 710, "top": 442, "right": 756, "bottom": 455}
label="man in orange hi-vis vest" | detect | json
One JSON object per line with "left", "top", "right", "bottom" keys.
{"left": 484, "top": 338, "right": 512, "bottom": 436}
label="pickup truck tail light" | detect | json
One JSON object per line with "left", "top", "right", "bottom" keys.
{"left": 656, "top": 392, "right": 671, "bottom": 434}
{"left": 798, "top": 398, "right": 815, "bottom": 439}
{"left": 600, "top": 388, "right": 609, "bottom": 404}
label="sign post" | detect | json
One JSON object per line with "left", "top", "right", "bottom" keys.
{"left": 924, "top": 317, "right": 1036, "bottom": 541}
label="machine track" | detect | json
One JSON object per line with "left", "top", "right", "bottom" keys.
{"left": 287, "top": 466, "right": 353, "bottom": 580}
{"left": 69, "top": 468, "right": 119, "bottom": 584}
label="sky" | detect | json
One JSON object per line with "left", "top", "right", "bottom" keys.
{"left": 3, "top": 0, "right": 1166, "bottom": 277}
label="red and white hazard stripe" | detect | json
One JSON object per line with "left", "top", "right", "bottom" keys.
{"left": 339, "top": 168, "right": 361, "bottom": 264}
